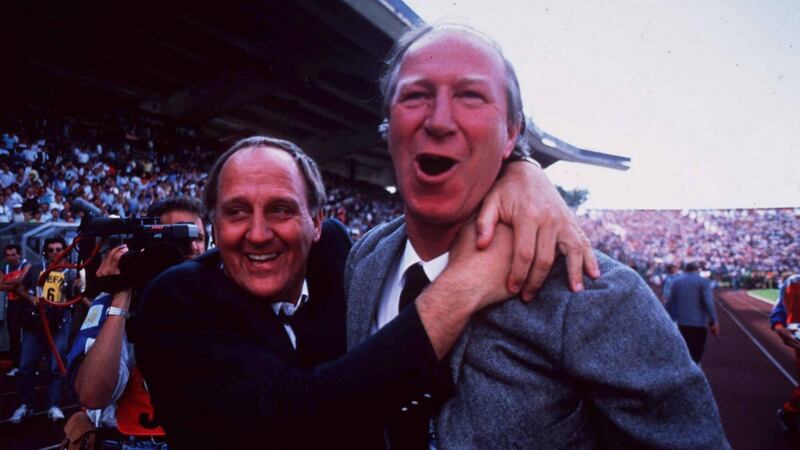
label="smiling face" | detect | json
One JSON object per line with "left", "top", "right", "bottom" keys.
{"left": 212, "top": 146, "right": 322, "bottom": 302}
{"left": 388, "top": 30, "right": 519, "bottom": 235}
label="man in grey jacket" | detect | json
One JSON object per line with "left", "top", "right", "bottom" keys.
{"left": 346, "top": 23, "right": 729, "bottom": 449}
{"left": 666, "top": 262, "right": 720, "bottom": 363}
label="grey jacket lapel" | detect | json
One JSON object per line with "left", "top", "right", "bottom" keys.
{"left": 346, "top": 219, "right": 407, "bottom": 349}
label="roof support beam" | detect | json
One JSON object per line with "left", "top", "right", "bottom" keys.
{"left": 242, "top": 104, "right": 327, "bottom": 136}
{"left": 271, "top": 91, "right": 361, "bottom": 130}
{"left": 312, "top": 78, "right": 380, "bottom": 118}
{"left": 299, "top": 127, "right": 383, "bottom": 163}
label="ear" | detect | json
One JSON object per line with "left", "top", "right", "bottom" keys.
{"left": 210, "top": 220, "right": 218, "bottom": 247}
{"left": 502, "top": 120, "right": 522, "bottom": 159}
{"left": 311, "top": 209, "right": 324, "bottom": 243}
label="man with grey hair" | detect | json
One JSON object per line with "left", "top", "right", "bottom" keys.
{"left": 134, "top": 133, "right": 589, "bottom": 448}
{"left": 346, "top": 24, "right": 729, "bottom": 449}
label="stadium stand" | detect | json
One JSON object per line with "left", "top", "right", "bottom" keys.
{"left": 2, "top": 106, "right": 797, "bottom": 290}
{"left": 0, "top": 105, "right": 403, "bottom": 234}
{"left": 582, "top": 209, "right": 800, "bottom": 289}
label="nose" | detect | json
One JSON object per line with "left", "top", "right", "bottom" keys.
{"left": 245, "top": 214, "right": 275, "bottom": 246}
{"left": 424, "top": 92, "right": 457, "bottom": 138}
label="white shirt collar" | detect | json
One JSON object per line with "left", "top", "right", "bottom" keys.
{"left": 219, "top": 260, "right": 309, "bottom": 316}
{"left": 398, "top": 240, "right": 449, "bottom": 283}
{"left": 270, "top": 279, "right": 310, "bottom": 317}
{"left": 372, "top": 240, "right": 448, "bottom": 332}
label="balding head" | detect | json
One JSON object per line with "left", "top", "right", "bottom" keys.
{"left": 379, "top": 24, "right": 528, "bottom": 154}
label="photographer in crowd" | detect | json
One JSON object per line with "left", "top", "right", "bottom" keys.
{"left": 66, "top": 197, "right": 205, "bottom": 449}
{"left": 9, "top": 237, "right": 76, "bottom": 423}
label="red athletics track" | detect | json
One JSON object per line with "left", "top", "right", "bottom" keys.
{"left": 704, "top": 289, "right": 800, "bottom": 449}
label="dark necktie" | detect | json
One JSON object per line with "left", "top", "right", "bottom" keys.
{"left": 399, "top": 263, "right": 430, "bottom": 313}
{"left": 388, "top": 262, "right": 435, "bottom": 449}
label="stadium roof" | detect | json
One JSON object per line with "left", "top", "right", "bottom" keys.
{"left": 526, "top": 120, "right": 631, "bottom": 171}
{"left": 8, "top": 0, "right": 628, "bottom": 185}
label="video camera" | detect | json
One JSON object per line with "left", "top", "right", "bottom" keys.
{"left": 76, "top": 216, "right": 200, "bottom": 304}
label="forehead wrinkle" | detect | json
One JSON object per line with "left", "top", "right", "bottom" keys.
{"left": 397, "top": 74, "right": 494, "bottom": 88}
{"left": 219, "top": 191, "right": 299, "bottom": 208}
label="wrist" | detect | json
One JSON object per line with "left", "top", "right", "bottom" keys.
{"left": 110, "top": 289, "right": 132, "bottom": 308}
{"left": 432, "top": 269, "right": 485, "bottom": 313}
{"left": 106, "top": 306, "right": 131, "bottom": 319}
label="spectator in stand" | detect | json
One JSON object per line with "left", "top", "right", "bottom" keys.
{"left": 8, "top": 186, "right": 23, "bottom": 208}
{"left": 0, "top": 163, "right": 15, "bottom": 188}
{"left": 12, "top": 204, "right": 25, "bottom": 223}
{"left": 38, "top": 203, "right": 52, "bottom": 222}
{"left": 21, "top": 187, "right": 39, "bottom": 217}
{"left": 665, "top": 262, "right": 720, "bottom": 363}
{"left": 0, "top": 193, "right": 10, "bottom": 222}
{"left": 50, "top": 192, "right": 65, "bottom": 211}
{"left": 770, "top": 273, "right": 800, "bottom": 434}
{"left": 20, "top": 144, "right": 39, "bottom": 165}
{"left": 2, "top": 133, "right": 19, "bottom": 150}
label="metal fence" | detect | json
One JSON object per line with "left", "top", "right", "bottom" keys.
{"left": 0, "top": 221, "right": 80, "bottom": 267}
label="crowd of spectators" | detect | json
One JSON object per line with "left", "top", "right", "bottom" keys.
{"left": 0, "top": 106, "right": 215, "bottom": 225}
{"left": 2, "top": 106, "right": 796, "bottom": 288}
{"left": 581, "top": 209, "right": 800, "bottom": 288}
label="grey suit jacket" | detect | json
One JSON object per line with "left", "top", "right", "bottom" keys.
{"left": 346, "top": 217, "right": 729, "bottom": 449}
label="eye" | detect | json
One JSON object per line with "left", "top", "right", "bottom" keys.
{"left": 269, "top": 203, "right": 299, "bottom": 219}
{"left": 398, "top": 89, "right": 430, "bottom": 106}
{"left": 458, "top": 90, "right": 486, "bottom": 104}
{"left": 221, "top": 205, "right": 248, "bottom": 220}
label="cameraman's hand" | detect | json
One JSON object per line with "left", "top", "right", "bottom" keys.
{"left": 97, "top": 245, "right": 131, "bottom": 309}
{"left": 776, "top": 326, "right": 800, "bottom": 350}
{"left": 96, "top": 245, "right": 128, "bottom": 277}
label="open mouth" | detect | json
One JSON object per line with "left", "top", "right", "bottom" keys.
{"left": 246, "top": 252, "right": 279, "bottom": 263}
{"left": 417, "top": 155, "right": 457, "bottom": 176}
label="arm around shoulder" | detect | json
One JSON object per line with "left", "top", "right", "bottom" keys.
{"left": 133, "top": 264, "right": 443, "bottom": 435}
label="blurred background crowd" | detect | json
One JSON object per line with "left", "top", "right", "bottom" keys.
{"left": 2, "top": 106, "right": 797, "bottom": 289}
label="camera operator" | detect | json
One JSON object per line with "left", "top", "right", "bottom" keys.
{"left": 9, "top": 237, "right": 76, "bottom": 424}
{"left": 66, "top": 197, "right": 205, "bottom": 449}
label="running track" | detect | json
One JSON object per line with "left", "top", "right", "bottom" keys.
{"left": 1, "top": 289, "right": 798, "bottom": 449}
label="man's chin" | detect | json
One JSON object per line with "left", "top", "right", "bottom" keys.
{"left": 241, "top": 284, "right": 282, "bottom": 301}
{"left": 406, "top": 202, "right": 472, "bottom": 228}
